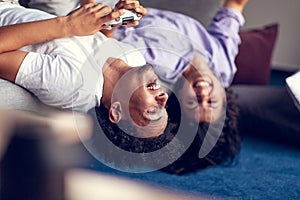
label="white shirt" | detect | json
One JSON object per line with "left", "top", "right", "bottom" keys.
{"left": 0, "top": 3, "right": 146, "bottom": 112}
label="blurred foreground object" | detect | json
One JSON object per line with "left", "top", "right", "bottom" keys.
{"left": 0, "top": 109, "right": 206, "bottom": 200}
{"left": 0, "top": 109, "right": 92, "bottom": 200}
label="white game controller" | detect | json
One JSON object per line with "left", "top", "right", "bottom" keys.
{"left": 105, "top": 9, "right": 142, "bottom": 26}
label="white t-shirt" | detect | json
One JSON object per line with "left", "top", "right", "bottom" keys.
{"left": 0, "top": 3, "right": 146, "bottom": 112}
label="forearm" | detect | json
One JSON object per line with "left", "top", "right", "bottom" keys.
{"left": 0, "top": 4, "right": 122, "bottom": 53}
{"left": 0, "top": 17, "right": 69, "bottom": 54}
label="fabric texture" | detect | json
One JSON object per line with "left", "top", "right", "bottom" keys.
{"left": 115, "top": 7, "right": 245, "bottom": 87}
{"left": 0, "top": 79, "right": 49, "bottom": 113}
{"left": 85, "top": 135, "right": 300, "bottom": 199}
{"left": 139, "top": 0, "right": 224, "bottom": 28}
{"left": 22, "top": 0, "right": 118, "bottom": 15}
{"left": 0, "top": 3, "right": 145, "bottom": 112}
{"left": 233, "top": 85, "right": 300, "bottom": 144}
{"left": 233, "top": 24, "right": 279, "bottom": 85}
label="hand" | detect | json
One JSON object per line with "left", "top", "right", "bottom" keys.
{"left": 224, "top": 0, "right": 248, "bottom": 13}
{"left": 114, "top": 0, "right": 147, "bottom": 27}
{"left": 65, "top": 3, "right": 125, "bottom": 36}
{"left": 101, "top": 25, "right": 121, "bottom": 38}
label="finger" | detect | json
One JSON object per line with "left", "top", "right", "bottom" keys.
{"left": 95, "top": 5, "right": 112, "bottom": 17}
{"left": 115, "top": 1, "right": 140, "bottom": 10}
{"left": 135, "top": 6, "right": 147, "bottom": 16}
{"left": 125, "top": 20, "right": 139, "bottom": 27}
{"left": 121, "top": 2, "right": 141, "bottom": 10}
{"left": 82, "top": 2, "right": 95, "bottom": 9}
{"left": 101, "top": 25, "right": 113, "bottom": 30}
{"left": 99, "top": 9, "right": 125, "bottom": 24}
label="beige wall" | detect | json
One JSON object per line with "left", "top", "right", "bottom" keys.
{"left": 243, "top": 0, "right": 300, "bottom": 71}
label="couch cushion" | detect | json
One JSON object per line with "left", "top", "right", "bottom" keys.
{"left": 0, "top": 79, "right": 49, "bottom": 113}
{"left": 139, "top": 0, "right": 224, "bottom": 28}
{"left": 233, "top": 24, "right": 279, "bottom": 85}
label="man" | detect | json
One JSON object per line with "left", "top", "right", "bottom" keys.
{"left": 0, "top": 0, "right": 246, "bottom": 172}
{"left": 0, "top": 1, "right": 169, "bottom": 138}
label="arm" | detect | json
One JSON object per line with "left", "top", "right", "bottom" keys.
{"left": 0, "top": 3, "right": 123, "bottom": 54}
{"left": 0, "top": 4, "right": 124, "bottom": 82}
{"left": 204, "top": 0, "right": 248, "bottom": 87}
{"left": 223, "top": 0, "right": 248, "bottom": 13}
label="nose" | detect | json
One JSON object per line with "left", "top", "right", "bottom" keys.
{"left": 155, "top": 92, "right": 169, "bottom": 107}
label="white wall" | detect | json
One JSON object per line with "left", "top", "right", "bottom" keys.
{"left": 243, "top": 0, "right": 300, "bottom": 71}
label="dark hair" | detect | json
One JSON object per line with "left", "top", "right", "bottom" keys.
{"left": 162, "top": 88, "right": 241, "bottom": 174}
{"left": 91, "top": 88, "right": 240, "bottom": 174}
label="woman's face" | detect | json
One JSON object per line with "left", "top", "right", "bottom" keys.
{"left": 178, "top": 57, "right": 226, "bottom": 123}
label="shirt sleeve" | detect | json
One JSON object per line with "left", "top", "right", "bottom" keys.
{"left": 15, "top": 51, "right": 94, "bottom": 112}
{"left": 207, "top": 8, "right": 245, "bottom": 87}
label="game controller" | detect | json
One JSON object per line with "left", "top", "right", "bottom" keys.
{"left": 105, "top": 9, "right": 142, "bottom": 26}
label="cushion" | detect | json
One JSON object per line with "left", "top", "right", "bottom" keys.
{"left": 233, "top": 24, "right": 279, "bottom": 85}
{"left": 0, "top": 79, "right": 54, "bottom": 113}
{"left": 139, "top": 0, "right": 224, "bottom": 28}
{"left": 23, "top": 0, "right": 223, "bottom": 24}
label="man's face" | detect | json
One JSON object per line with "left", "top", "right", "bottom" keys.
{"left": 179, "top": 56, "right": 226, "bottom": 123}
{"left": 112, "top": 63, "right": 169, "bottom": 138}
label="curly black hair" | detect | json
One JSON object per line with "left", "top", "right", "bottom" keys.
{"left": 162, "top": 88, "right": 241, "bottom": 174}
{"left": 89, "top": 88, "right": 240, "bottom": 174}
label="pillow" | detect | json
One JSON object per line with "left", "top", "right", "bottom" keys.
{"left": 139, "top": 0, "right": 224, "bottom": 28}
{"left": 0, "top": 79, "right": 51, "bottom": 113}
{"left": 233, "top": 24, "right": 279, "bottom": 85}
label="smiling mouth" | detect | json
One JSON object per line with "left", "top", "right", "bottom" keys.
{"left": 193, "top": 76, "right": 213, "bottom": 87}
{"left": 146, "top": 77, "right": 161, "bottom": 91}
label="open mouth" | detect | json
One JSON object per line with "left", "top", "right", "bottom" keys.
{"left": 146, "top": 77, "right": 161, "bottom": 91}
{"left": 193, "top": 76, "right": 213, "bottom": 88}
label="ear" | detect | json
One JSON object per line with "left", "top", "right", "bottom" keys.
{"left": 109, "top": 102, "right": 122, "bottom": 124}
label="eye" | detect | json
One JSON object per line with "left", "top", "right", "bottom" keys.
{"left": 208, "top": 99, "right": 218, "bottom": 108}
{"left": 185, "top": 99, "right": 198, "bottom": 110}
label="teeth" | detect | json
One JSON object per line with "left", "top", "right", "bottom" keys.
{"left": 147, "top": 82, "right": 161, "bottom": 90}
{"left": 195, "top": 81, "right": 210, "bottom": 88}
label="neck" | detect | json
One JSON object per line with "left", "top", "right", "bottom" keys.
{"left": 101, "top": 58, "right": 132, "bottom": 109}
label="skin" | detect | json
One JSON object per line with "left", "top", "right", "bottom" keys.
{"left": 224, "top": 0, "right": 249, "bottom": 13}
{"left": 177, "top": 0, "right": 248, "bottom": 123}
{"left": 179, "top": 54, "right": 226, "bottom": 123}
{"left": 0, "top": 3, "right": 125, "bottom": 82}
{"left": 0, "top": 1, "right": 166, "bottom": 138}
{"left": 102, "top": 58, "right": 169, "bottom": 138}
{"left": 81, "top": 0, "right": 148, "bottom": 38}
{"left": 0, "top": 0, "right": 248, "bottom": 137}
